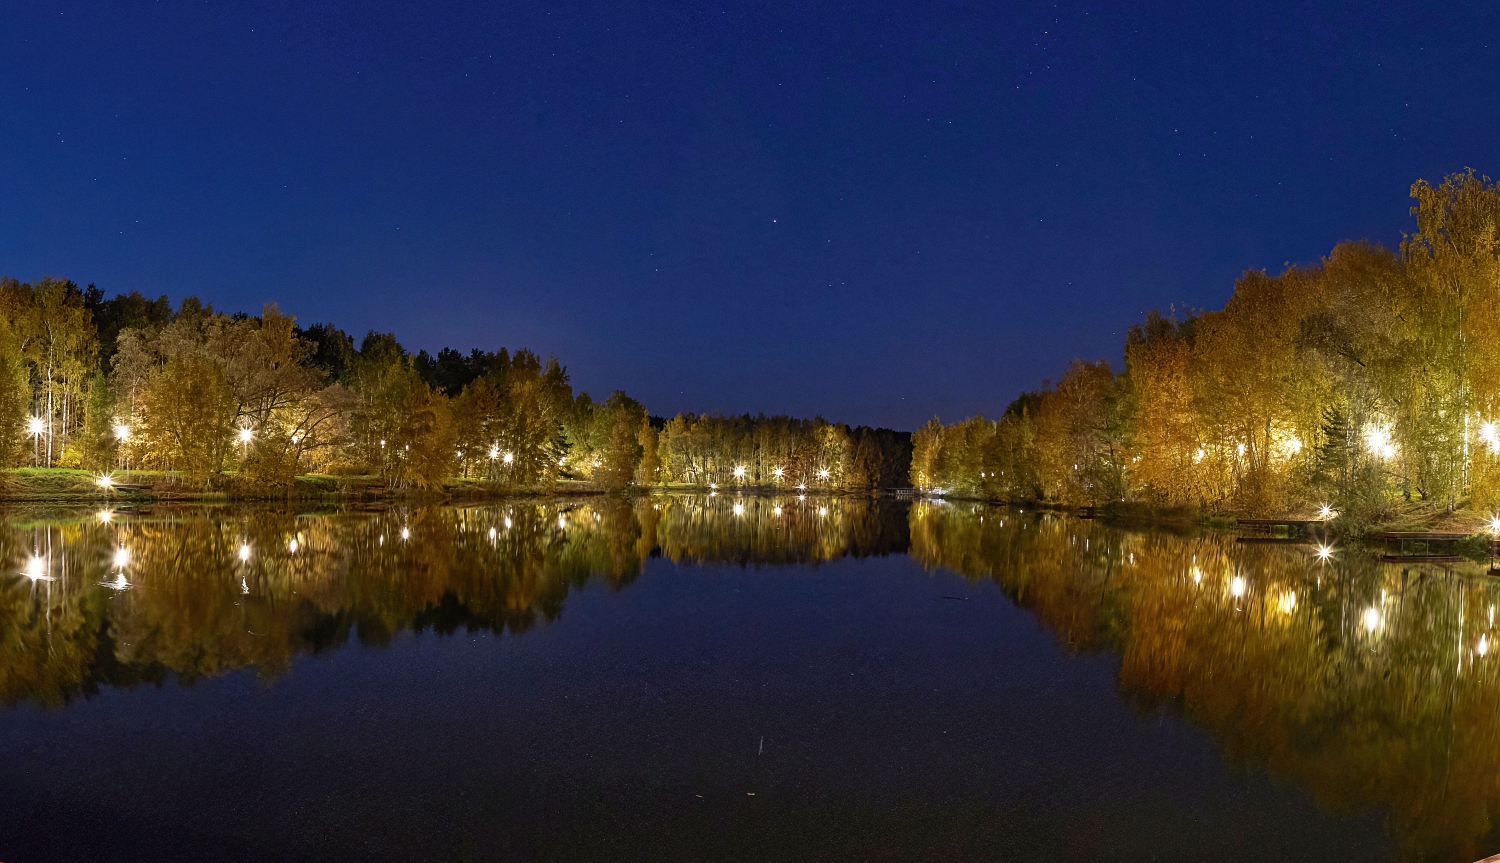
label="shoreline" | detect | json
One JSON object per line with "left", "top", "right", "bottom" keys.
{"left": 0, "top": 469, "right": 892, "bottom": 505}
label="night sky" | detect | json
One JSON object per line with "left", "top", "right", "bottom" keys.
{"left": 3, "top": 2, "right": 1496, "bottom": 430}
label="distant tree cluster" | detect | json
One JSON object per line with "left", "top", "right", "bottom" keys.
{"left": 654, "top": 413, "right": 911, "bottom": 490}
{"left": 0, "top": 282, "right": 909, "bottom": 494}
{"left": 913, "top": 171, "right": 1500, "bottom": 518}
{"left": 0, "top": 286, "right": 641, "bottom": 491}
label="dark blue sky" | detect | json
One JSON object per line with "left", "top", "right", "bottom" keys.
{"left": 3, "top": 2, "right": 1496, "bottom": 429}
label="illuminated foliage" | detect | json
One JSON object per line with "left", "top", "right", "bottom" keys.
{"left": 924, "top": 172, "right": 1500, "bottom": 518}
{"left": 655, "top": 414, "right": 908, "bottom": 490}
{"left": 142, "top": 354, "right": 238, "bottom": 484}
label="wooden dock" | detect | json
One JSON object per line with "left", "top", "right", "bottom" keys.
{"left": 1235, "top": 518, "right": 1330, "bottom": 540}
{"left": 1375, "top": 531, "right": 1472, "bottom": 559}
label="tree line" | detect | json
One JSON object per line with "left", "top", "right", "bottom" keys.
{"left": 912, "top": 171, "right": 1500, "bottom": 519}
{"left": 0, "top": 281, "right": 909, "bottom": 492}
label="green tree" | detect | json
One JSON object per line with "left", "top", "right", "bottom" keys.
{"left": 78, "top": 371, "right": 119, "bottom": 472}
{"left": 0, "top": 318, "right": 27, "bottom": 468}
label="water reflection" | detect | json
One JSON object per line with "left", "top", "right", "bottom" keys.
{"left": 911, "top": 501, "right": 1500, "bottom": 862}
{"left": 0, "top": 495, "right": 905, "bottom": 708}
{"left": 3, "top": 495, "right": 1497, "bottom": 858}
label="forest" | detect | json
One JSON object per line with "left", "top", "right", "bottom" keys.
{"left": 0, "top": 282, "right": 910, "bottom": 494}
{"left": 912, "top": 171, "right": 1500, "bottom": 521}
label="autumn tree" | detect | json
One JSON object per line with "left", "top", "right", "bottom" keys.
{"left": 348, "top": 332, "right": 455, "bottom": 489}
{"left": 7, "top": 278, "right": 99, "bottom": 466}
{"left": 635, "top": 417, "right": 661, "bottom": 486}
{"left": 1124, "top": 311, "right": 1204, "bottom": 506}
{"left": 142, "top": 354, "right": 237, "bottom": 485}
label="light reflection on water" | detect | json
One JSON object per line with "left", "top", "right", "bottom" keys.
{"left": 0, "top": 496, "right": 908, "bottom": 703}
{"left": 908, "top": 502, "right": 1499, "bottom": 861}
{"left": 0, "top": 496, "right": 1496, "bottom": 859}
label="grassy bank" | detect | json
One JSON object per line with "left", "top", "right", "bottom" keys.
{"left": 0, "top": 468, "right": 621, "bottom": 504}
{"left": 922, "top": 492, "right": 1500, "bottom": 545}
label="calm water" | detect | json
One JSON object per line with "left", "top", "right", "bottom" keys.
{"left": 0, "top": 496, "right": 1493, "bottom": 862}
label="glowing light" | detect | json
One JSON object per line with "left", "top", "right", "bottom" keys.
{"left": 558, "top": 515, "right": 567, "bottom": 529}
{"left": 1229, "top": 576, "right": 1246, "bottom": 598}
{"left": 1480, "top": 635, "right": 1490, "bottom": 657}
{"left": 1319, "top": 504, "right": 1334, "bottom": 520}
{"left": 1236, "top": 443, "right": 1246, "bottom": 457}
{"left": 592, "top": 460, "right": 601, "bottom": 468}
{"left": 709, "top": 483, "right": 717, "bottom": 490}
{"left": 1316, "top": 544, "right": 1334, "bottom": 561}
{"left": 1365, "top": 425, "right": 1396, "bottom": 460}
{"left": 488, "top": 527, "right": 497, "bottom": 539}
{"left": 106, "top": 572, "right": 129, "bottom": 591}
{"left": 1193, "top": 448, "right": 1205, "bottom": 463}
{"left": 97, "top": 509, "right": 113, "bottom": 524}
{"left": 287, "top": 538, "right": 299, "bottom": 554}
{"left": 1363, "top": 607, "right": 1381, "bottom": 633}
{"left": 238, "top": 544, "right": 251, "bottom": 562}
{"left": 502, "top": 451, "right": 514, "bottom": 464}
{"left": 773, "top": 506, "right": 782, "bottom": 516}
{"left": 23, "top": 556, "right": 49, "bottom": 581}
{"left": 733, "top": 503, "right": 744, "bottom": 516}
{"left": 1191, "top": 566, "right": 1202, "bottom": 584}
{"left": 113, "top": 423, "right": 131, "bottom": 441}
{"left": 27, "top": 416, "right": 44, "bottom": 436}
{"left": 1278, "top": 591, "right": 1297, "bottom": 613}
{"left": 237, "top": 427, "right": 254, "bottom": 444}
{"left": 733, "top": 466, "right": 746, "bottom": 479}
{"left": 818, "top": 469, "right": 830, "bottom": 480}
{"left": 95, "top": 474, "right": 114, "bottom": 489}
{"left": 559, "top": 458, "right": 567, "bottom": 466}
{"left": 796, "top": 483, "right": 806, "bottom": 491}
{"left": 1281, "top": 436, "right": 1303, "bottom": 456}
{"left": 798, "top": 494, "right": 806, "bottom": 502}
{"left": 504, "top": 516, "right": 513, "bottom": 529}
{"left": 772, "top": 467, "right": 784, "bottom": 478}
{"left": 1490, "top": 515, "right": 1500, "bottom": 536}
{"left": 818, "top": 507, "right": 828, "bottom": 517}
{"left": 113, "top": 546, "right": 130, "bottom": 568}
{"left": 1482, "top": 421, "right": 1500, "bottom": 454}
{"left": 379, "top": 439, "right": 386, "bottom": 448}
{"left": 489, "top": 446, "right": 500, "bottom": 459}
{"left": 400, "top": 527, "right": 410, "bottom": 540}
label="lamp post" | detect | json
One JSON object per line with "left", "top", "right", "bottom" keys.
{"left": 113, "top": 422, "right": 131, "bottom": 472}
{"left": 27, "top": 416, "right": 44, "bottom": 466}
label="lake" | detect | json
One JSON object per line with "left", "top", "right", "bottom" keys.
{"left": 0, "top": 495, "right": 1492, "bottom": 861}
